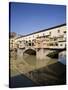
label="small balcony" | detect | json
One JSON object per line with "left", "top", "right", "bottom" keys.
{"left": 57, "top": 37, "right": 66, "bottom": 42}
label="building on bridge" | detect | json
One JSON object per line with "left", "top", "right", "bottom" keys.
{"left": 12, "top": 23, "right": 66, "bottom": 50}
{"left": 9, "top": 32, "right": 18, "bottom": 50}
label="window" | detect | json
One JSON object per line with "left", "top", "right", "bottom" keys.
{"left": 43, "top": 33, "right": 45, "bottom": 36}
{"left": 33, "top": 35, "right": 34, "bottom": 38}
{"left": 26, "top": 41, "right": 28, "bottom": 43}
{"left": 29, "top": 40, "right": 31, "bottom": 42}
{"left": 49, "top": 32, "right": 51, "bottom": 35}
{"left": 19, "top": 41, "right": 21, "bottom": 43}
{"left": 32, "top": 43, "right": 34, "bottom": 46}
{"left": 55, "top": 43, "right": 58, "bottom": 46}
{"left": 54, "top": 37, "right": 57, "bottom": 41}
{"left": 43, "top": 43, "right": 46, "bottom": 45}
{"left": 49, "top": 43, "right": 53, "bottom": 46}
{"left": 60, "top": 44, "right": 63, "bottom": 46}
{"left": 37, "top": 35, "right": 39, "bottom": 37}
{"left": 64, "top": 31, "right": 66, "bottom": 33}
{"left": 58, "top": 30, "right": 60, "bottom": 33}
{"left": 29, "top": 43, "right": 31, "bottom": 46}
{"left": 38, "top": 42, "right": 40, "bottom": 44}
{"left": 11, "top": 40, "right": 13, "bottom": 42}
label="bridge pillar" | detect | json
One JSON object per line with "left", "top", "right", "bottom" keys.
{"left": 36, "top": 48, "right": 45, "bottom": 60}
{"left": 17, "top": 48, "right": 24, "bottom": 59}
{"left": 36, "top": 48, "right": 55, "bottom": 60}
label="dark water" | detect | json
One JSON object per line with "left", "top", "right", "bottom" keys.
{"left": 9, "top": 74, "right": 36, "bottom": 88}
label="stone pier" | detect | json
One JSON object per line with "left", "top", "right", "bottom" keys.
{"left": 36, "top": 48, "right": 55, "bottom": 60}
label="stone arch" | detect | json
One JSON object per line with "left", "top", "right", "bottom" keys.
{"left": 23, "top": 48, "right": 36, "bottom": 55}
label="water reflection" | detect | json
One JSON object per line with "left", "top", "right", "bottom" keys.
{"left": 16, "top": 54, "right": 57, "bottom": 74}
{"left": 10, "top": 51, "right": 66, "bottom": 87}
{"left": 58, "top": 51, "right": 66, "bottom": 65}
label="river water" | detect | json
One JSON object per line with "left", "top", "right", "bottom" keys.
{"left": 10, "top": 50, "right": 66, "bottom": 87}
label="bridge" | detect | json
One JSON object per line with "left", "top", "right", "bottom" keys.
{"left": 10, "top": 24, "right": 66, "bottom": 59}
{"left": 16, "top": 36, "right": 66, "bottom": 60}
{"left": 17, "top": 43, "right": 66, "bottom": 60}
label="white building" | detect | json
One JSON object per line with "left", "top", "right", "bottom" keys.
{"left": 14, "top": 23, "right": 66, "bottom": 49}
